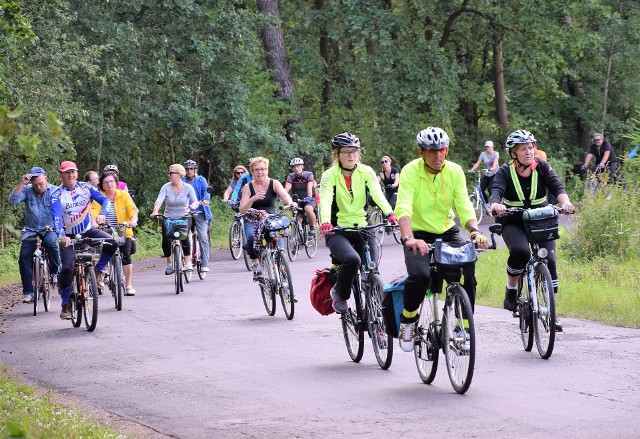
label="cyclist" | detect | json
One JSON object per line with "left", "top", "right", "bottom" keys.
{"left": 103, "top": 164, "right": 129, "bottom": 191}
{"left": 238, "top": 157, "right": 295, "bottom": 279}
{"left": 468, "top": 140, "right": 499, "bottom": 199}
{"left": 377, "top": 155, "right": 399, "bottom": 209}
{"left": 8, "top": 166, "right": 62, "bottom": 304}
{"left": 284, "top": 157, "right": 317, "bottom": 232}
{"left": 489, "top": 129, "right": 575, "bottom": 332}
{"left": 581, "top": 133, "right": 618, "bottom": 184}
{"left": 396, "top": 127, "right": 489, "bottom": 352}
{"left": 230, "top": 158, "right": 254, "bottom": 204}
{"left": 318, "top": 133, "right": 397, "bottom": 314}
{"left": 84, "top": 171, "right": 100, "bottom": 188}
{"left": 51, "top": 161, "right": 117, "bottom": 320}
{"left": 222, "top": 165, "right": 248, "bottom": 204}
{"left": 150, "top": 164, "right": 199, "bottom": 275}
{"left": 183, "top": 160, "right": 212, "bottom": 273}
{"left": 91, "top": 171, "right": 139, "bottom": 295}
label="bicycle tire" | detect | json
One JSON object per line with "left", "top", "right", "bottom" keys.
{"left": 242, "top": 226, "right": 252, "bottom": 271}
{"left": 183, "top": 237, "right": 193, "bottom": 284}
{"left": 367, "top": 274, "right": 393, "bottom": 370}
{"left": 32, "top": 257, "right": 41, "bottom": 316}
{"left": 519, "top": 276, "right": 534, "bottom": 351}
{"left": 42, "top": 257, "right": 51, "bottom": 312}
{"left": 369, "top": 208, "right": 385, "bottom": 244}
{"left": 534, "top": 263, "right": 556, "bottom": 359}
{"left": 194, "top": 234, "right": 206, "bottom": 280}
{"left": 173, "top": 244, "right": 182, "bottom": 294}
{"left": 470, "top": 191, "right": 483, "bottom": 223}
{"left": 392, "top": 225, "right": 401, "bottom": 245}
{"left": 415, "top": 293, "right": 439, "bottom": 383}
{"left": 70, "top": 272, "right": 82, "bottom": 328}
{"left": 229, "top": 220, "right": 242, "bottom": 260}
{"left": 83, "top": 265, "right": 98, "bottom": 332}
{"left": 259, "top": 252, "right": 276, "bottom": 316}
{"left": 113, "top": 255, "right": 124, "bottom": 311}
{"left": 286, "top": 223, "right": 300, "bottom": 262}
{"left": 442, "top": 285, "right": 475, "bottom": 394}
{"left": 304, "top": 223, "right": 318, "bottom": 258}
{"left": 341, "top": 284, "right": 364, "bottom": 363}
{"left": 276, "top": 250, "right": 295, "bottom": 320}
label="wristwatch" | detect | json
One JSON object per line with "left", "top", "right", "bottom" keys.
{"left": 401, "top": 235, "right": 413, "bottom": 246}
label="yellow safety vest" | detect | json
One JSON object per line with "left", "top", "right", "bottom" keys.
{"left": 502, "top": 164, "right": 547, "bottom": 207}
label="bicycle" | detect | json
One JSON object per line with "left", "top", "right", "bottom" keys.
{"left": 489, "top": 205, "right": 569, "bottom": 359}
{"left": 254, "top": 210, "right": 296, "bottom": 320}
{"left": 156, "top": 214, "right": 194, "bottom": 295}
{"left": 24, "top": 226, "right": 56, "bottom": 316}
{"left": 69, "top": 236, "right": 105, "bottom": 332}
{"left": 332, "top": 224, "right": 393, "bottom": 370}
{"left": 98, "top": 222, "right": 129, "bottom": 311}
{"left": 190, "top": 213, "right": 209, "bottom": 280}
{"left": 367, "top": 205, "right": 400, "bottom": 245}
{"left": 227, "top": 203, "right": 252, "bottom": 272}
{"left": 581, "top": 167, "right": 604, "bottom": 199}
{"left": 285, "top": 202, "right": 318, "bottom": 261}
{"left": 468, "top": 169, "right": 492, "bottom": 223}
{"left": 413, "top": 239, "right": 483, "bottom": 394}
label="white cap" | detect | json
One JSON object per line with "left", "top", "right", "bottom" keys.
{"left": 484, "top": 140, "right": 494, "bottom": 147}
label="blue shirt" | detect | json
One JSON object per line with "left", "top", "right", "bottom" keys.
{"left": 183, "top": 174, "right": 212, "bottom": 220}
{"left": 8, "top": 183, "right": 57, "bottom": 240}
{"left": 230, "top": 173, "right": 253, "bottom": 203}
{"left": 50, "top": 182, "right": 109, "bottom": 237}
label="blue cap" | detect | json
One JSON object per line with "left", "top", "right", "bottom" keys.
{"left": 28, "top": 167, "right": 46, "bottom": 177}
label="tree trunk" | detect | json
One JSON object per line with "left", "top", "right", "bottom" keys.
{"left": 601, "top": 40, "right": 615, "bottom": 132}
{"left": 315, "top": 0, "right": 338, "bottom": 141}
{"left": 493, "top": 34, "right": 508, "bottom": 131}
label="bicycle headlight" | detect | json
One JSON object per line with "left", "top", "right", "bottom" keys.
{"left": 173, "top": 231, "right": 181, "bottom": 238}
{"left": 34, "top": 249, "right": 42, "bottom": 257}
{"left": 367, "top": 261, "right": 377, "bottom": 270}
{"left": 537, "top": 247, "right": 548, "bottom": 258}
{"left": 269, "top": 231, "right": 278, "bottom": 239}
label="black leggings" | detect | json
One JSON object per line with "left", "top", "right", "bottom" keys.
{"left": 326, "top": 230, "right": 378, "bottom": 300}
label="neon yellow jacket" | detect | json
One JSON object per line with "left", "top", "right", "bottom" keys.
{"left": 395, "top": 158, "right": 476, "bottom": 234}
{"left": 91, "top": 190, "right": 138, "bottom": 238}
{"left": 319, "top": 163, "right": 392, "bottom": 227}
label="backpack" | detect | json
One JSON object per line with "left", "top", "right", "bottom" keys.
{"left": 310, "top": 268, "right": 337, "bottom": 316}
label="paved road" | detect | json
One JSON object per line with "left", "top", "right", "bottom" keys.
{"left": 1, "top": 229, "right": 639, "bottom": 438}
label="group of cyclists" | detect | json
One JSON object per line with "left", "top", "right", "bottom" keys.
{"left": 10, "top": 126, "right": 581, "bottom": 346}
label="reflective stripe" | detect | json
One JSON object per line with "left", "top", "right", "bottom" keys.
{"left": 504, "top": 164, "right": 547, "bottom": 207}
{"left": 402, "top": 308, "right": 418, "bottom": 319}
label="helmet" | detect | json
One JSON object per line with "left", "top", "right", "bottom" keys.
{"left": 331, "top": 132, "right": 361, "bottom": 150}
{"left": 246, "top": 158, "right": 254, "bottom": 167}
{"left": 290, "top": 157, "right": 304, "bottom": 166}
{"left": 416, "top": 127, "right": 450, "bottom": 150}
{"left": 184, "top": 159, "right": 197, "bottom": 169}
{"left": 103, "top": 164, "right": 119, "bottom": 173}
{"left": 505, "top": 129, "right": 536, "bottom": 152}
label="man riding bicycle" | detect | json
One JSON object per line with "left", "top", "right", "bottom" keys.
{"left": 396, "top": 127, "right": 489, "bottom": 352}
{"left": 51, "top": 161, "right": 117, "bottom": 320}
{"left": 581, "top": 133, "right": 618, "bottom": 184}
{"left": 183, "top": 159, "right": 212, "bottom": 272}
{"left": 8, "top": 166, "right": 62, "bottom": 304}
{"left": 284, "top": 157, "right": 317, "bottom": 233}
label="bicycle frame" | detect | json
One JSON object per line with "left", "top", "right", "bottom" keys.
{"left": 25, "top": 227, "right": 55, "bottom": 316}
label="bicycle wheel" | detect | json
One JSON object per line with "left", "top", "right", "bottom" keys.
{"left": 259, "top": 252, "right": 276, "bottom": 316}
{"left": 518, "top": 276, "right": 534, "bottom": 352}
{"left": 112, "top": 255, "right": 124, "bottom": 311}
{"left": 470, "top": 191, "right": 483, "bottom": 223}
{"left": 367, "top": 274, "right": 393, "bottom": 370}
{"left": 304, "top": 224, "right": 318, "bottom": 258}
{"left": 392, "top": 224, "right": 401, "bottom": 245}
{"left": 70, "top": 272, "right": 82, "bottom": 328}
{"left": 368, "top": 209, "right": 385, "bottom": 244}
{"left": 42, "top": 257, "right": 51, "bottom": 312}
{"left": 32, "top": 257, "right": 41, "bottom": 316}
{"left": 173, "top": 245, "right": 182, "bottom": 294}
{"left": 415, "top": 293, "right": 439, "bottom": 384}
{"left": 341, "top": 284, "right": 364, "bottom": 363}
{"left": 442, "top": 285, "right": 475, "bottom": 394}
{"left": 241, "top": 226, "right": 251, "bottom": 271}
{"left": 194, "top": 234, "right": 206, "bottom": 280}
{"left": 183, "top": 239, "right": 193, "bottom": 284}
{"left": 286, "top": 223, "right": 300, "bottom": 262}
{"left": 229, "top": 220, "right": 242, "bottom": 260}
{"left": 534, "top": 263, "right": 556, "bottom": 359}
{"left": 276, "top": 250, "right": 295, "bottom": 320}
{"left": 83, "top": 265, "right": 98, "bottom": 332}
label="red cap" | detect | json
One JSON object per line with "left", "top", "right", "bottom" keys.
{"left": 59, "top": 161, "right": 78, "bottom": 172}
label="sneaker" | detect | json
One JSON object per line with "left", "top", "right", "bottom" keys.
{"left": 330, "top": 287, "right": 348, "bottom": 314}
{"left": 252, "top": 264, "right": 263, "bottom": 280}
{"left": 398, "top": 322, "right": 416, "bottom": 352}
{"left": 555, "top": 317, "right": 563, "bottom": 332}
{"left": 201, "top": 267, "right": 210, "bottom": 273}
{"left": 165, "top": 264, "right": 174, "bottom": 275}
{"left": 454, "top": 326, "right": 471, "bottom": 352}
{"left": 22, "top": 293, "right": 34, "bottom": 304}
{"left": 184, "top": 263, "right": 194, "bottom": 271}
{"left": 125, "top": 286, "right": 136, "bottom": 296}
{"left": 51, "top": 274, "right": 58, "bottom": 286}
{"left": 59, "top": 303, "right": 72, "bottom": 320}
{"left": 503, "top": 287, "right": 517, "bottom": 311}
{"left": 96, "top": 270, "right": 106, "bottom": 290}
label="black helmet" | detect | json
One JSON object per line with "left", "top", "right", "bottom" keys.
{"left": 331, "top": 132, "right": 361, "bottom": 150}
{"left": 246, "top": 158, "right": 254, "bottom": 167}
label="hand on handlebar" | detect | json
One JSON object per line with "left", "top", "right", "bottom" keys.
{"left": 470, "top": 230, "right": 489, "bottom": 249}
{"left": 560, "top": 202, "right": 575, "bottom": 214}
{"left": 60, "top": 236, "right": 71, "bottom": 247}
{"left": 303, "top": 196, "right": 313, "bottom": 202}
{"left": 387, "top": 213, "right": 398, "bottom": 225}
{"left": 404, "top": 238, "right": 429, "bottom": 256}
{"left": 96, "top": 214, "right": 106, "bottom": 224}
{"left": 490, "top": 203, "right": 507, "bottom": 215}
{"left": 319, "top": 223, "right": 334, "bottom": 235}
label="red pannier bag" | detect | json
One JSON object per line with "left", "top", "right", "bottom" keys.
{"left": 310, "top": 268, "right": 337, "bottom": 316}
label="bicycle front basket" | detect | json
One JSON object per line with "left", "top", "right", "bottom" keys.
{"left": 163, "top": 217, "right": 188, "bottom": 240}
{"left": 523, "top": 206, "right": 559, "bottom": 243}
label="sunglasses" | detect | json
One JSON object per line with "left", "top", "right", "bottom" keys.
{"left": 381, "top": 160, "right": 389, "bottom": 164}
{"left": 235, "top": 171, "right": 245, "bottom": 175}
{"left": 168, "top": 171, "right": 180, "bottom": 175}
{"left": 593, "top": 138, "right": 602, "bottom": 142}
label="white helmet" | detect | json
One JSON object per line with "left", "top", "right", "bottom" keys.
{"left": 505, "top": 129, "right": 536, "bottom": 152}
{"left": 416, "top": 127, "right": 450, "bottom": 150}
{"left": 290, "top": 157, "right": 304, "bottom": 166}
{"left": 103, "top": 164, "right": 119, "bottom": 173}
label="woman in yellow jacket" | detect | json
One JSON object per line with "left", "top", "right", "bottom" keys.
{"left": 92, "top": 171, "right": 139, "bottom": 295}
{"left": 319, "top": 132, "right": 397, "bottom": 313}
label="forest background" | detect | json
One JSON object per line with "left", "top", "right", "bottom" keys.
{"left": 2, "top": 0, "right": 640, "bottom": 242}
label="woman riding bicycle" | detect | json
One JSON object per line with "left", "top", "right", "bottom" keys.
{"left": 489, "top": 129, "right": 575, "bottom": 331}
{"left": 238, "top": 157, "right": 295, "bottom": 279}
{"left": 377, "top": 155, "right": 399, "bottom": 209}
{"left": 91, "top": 171, "right": 139, "bottom": 295}
{"left": 222, "top": 165, "right": 248, "bottom": 204}
{"left": 318, "top": 132, "right": 397, "bottom": 314}
{"left": 150, "top": 164, "right": 199, "bottom": 275}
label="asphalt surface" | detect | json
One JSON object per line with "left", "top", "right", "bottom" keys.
{"left": 1, "top": 219, "right": 640, "bottom": 438}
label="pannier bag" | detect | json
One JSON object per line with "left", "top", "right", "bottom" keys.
{"left": 522, "top": 205, "right": 559, "bottom": 243}
{"left": 382, "top": 275, "right": 408, "bottom": 338}
{"left": 310, "top": 268, "right": 337, "bottom": 316}
{"left": 163, "top": 217, "right": 189, "bottom": 240}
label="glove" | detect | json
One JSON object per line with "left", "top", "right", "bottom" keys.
{"left": 320, "top": 223, "right": 333, "bottom": 233}
{"left": 470, "top": 230, "right": 489, "bottom": 245}
{"left": 304, "top": 196, "right": 313, "bottom": 202}
{"left": 387, "top": 213, "right": 398, "bottom": 224}
{"left": 385, "top": 184, "right": 393, "bottom": 189}
{"left": 580, "top": 164, "right": 587, "bottom": 171}
{"left": 597, "top": 163, "right": 606, "bottom": 169}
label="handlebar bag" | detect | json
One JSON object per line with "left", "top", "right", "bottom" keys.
{"left": 163, "top": 217, "right": 189, "bottom": 240}
{"left": 263, "top": 214, "right": 291, "bottom": 232}
{"left": 433, "top": 240, "right": 477, "bottom": 284}
{"left": 522, "top": 206, "right": 559, "bottom": 243}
